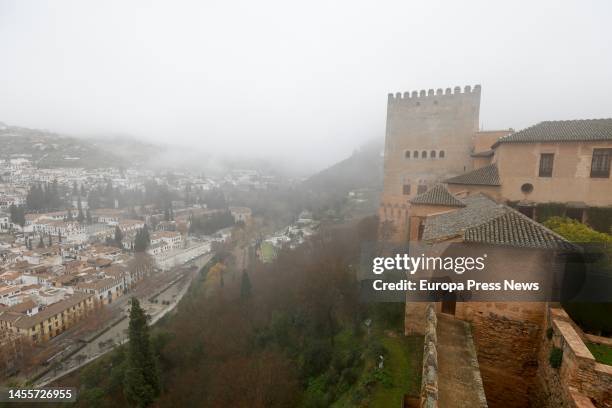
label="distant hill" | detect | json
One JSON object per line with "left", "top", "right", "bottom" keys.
{"left": 0, "top": 122, "right": 160, "bottom": 169}
{"left": 304, "top": 139, "right": 384, "bottom": 195}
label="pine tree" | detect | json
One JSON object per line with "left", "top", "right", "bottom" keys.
{"left": 240, "top": 270, "right": 252, "bottom": 299}
{"left": 37, "top": 235, "right": 44, "bottom": 248}
{"left": 58, "top": 231, "right": 62, "bottom": 243}
{"left": 66, "top": 209, "right": 73, "bottom": 221}
{"left": 48, "top": 234, "right": 52, "bottom": 247}
{"left": 124, "top": 298, "right": 160, "bottom": 407}
{"left": 86, "top": 208, "right": 92, "bottom": 224}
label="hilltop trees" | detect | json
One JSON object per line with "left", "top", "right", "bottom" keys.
{"left": 124, "top": 298, "right": 160, "bottom": 407}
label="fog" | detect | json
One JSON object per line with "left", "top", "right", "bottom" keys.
{"left": 1, "top": 0, "right": 611, "bottom": 173}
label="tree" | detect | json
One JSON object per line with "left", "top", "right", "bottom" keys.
{"left": 8, "top": 204, "right": 25, "bottom": 228}
{"left": 134, "top": 226, "right": 150, "bottom": 253}
{"left": 58, "top": 231, "right": 62, "bottom": 243}
{"left": 240, "top": 270, "right": 252, "bottom": 299}
{"left": 114, "top": 226, "right": 123, "bottom": 248}
{"left": 86, "top": 208, "right": 92, "bottom": 224}
{"left": 77, "top": 198, "right": 85, "bottom": 223}
{"left": 124, "top": 298, "right": 160, "bottom": 407}
{"left": 48, "top": 234, "right": 52, "bottom": 247}
{"left": 66, "top": 209, "right": 73, "bottom": 221}
{"left": 37, "top": 235, "right": 44, "bottom": 248}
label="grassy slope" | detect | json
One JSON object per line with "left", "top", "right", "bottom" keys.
{"left": 587, "top": 342, "right": 612, "bottom": 366}
{"left": 369, "top": 334, "right": 423, "bottom": 407}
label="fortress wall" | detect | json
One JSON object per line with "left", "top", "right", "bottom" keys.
{"left": 533, "top": 307, "right": 612, "bottom": 408}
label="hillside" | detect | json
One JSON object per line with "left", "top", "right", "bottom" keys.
{"left": 0, "top": 122, "right": 158, "bottom": 169}
{"left": 304, "top": 139, "right": 384, "bottom": 195}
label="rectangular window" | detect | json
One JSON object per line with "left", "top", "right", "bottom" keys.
{"left": 539, "top": 153, "right": 554, "bottom": 177}
{"left": 417, "top": 185, "right": 427, "bottom": 194}
{"left": 402, "top": 184, "right": 411, "bottom": 195}
{"left": 591, "top": 149, "right": 612, "bottom": 178}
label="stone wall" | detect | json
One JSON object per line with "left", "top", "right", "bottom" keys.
{"left": 534, "top": 307, "right": 612, "bottom": 408}
{"left": 421, "top": 303, "right": 439, "bottom": 408}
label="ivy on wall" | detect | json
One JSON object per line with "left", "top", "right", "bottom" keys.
{"left": 586, "top": 207, "right": 612, "bottom": 234}
{"left": 535, "top": 203, "right": 566, "bottom": 223}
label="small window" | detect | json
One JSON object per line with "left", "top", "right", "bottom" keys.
{"left": 421, "top": 151, "right": 427, "bottom": 159}
{"left": 405, "top": 151, "right": 410, "bottom": 159}
{"left": 413, "top": 150, "right": 419, "bottom": 159}
{"left": 430, "top": 150, "right": 436, "bottom": 159}
{"left": 417, "top": 185, "right": 427, "bottom": 194}
{"left": 439, "top": 150, "right": 445, "bottom": 158}
{"left": 521, "top": 183, "right": 534, "bottom": 193}
{"left": 539, "top": 153, "right": 554, "bottom": 177}
{"left": 591, "top": 148, "right": 612, "bottom": 178}
{"left": 403, "top": 184, "right": 411, "bottom": 195}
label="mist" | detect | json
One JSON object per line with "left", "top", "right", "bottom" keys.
{"left": 1, "top": 0, "right": 611, "bottom": 173}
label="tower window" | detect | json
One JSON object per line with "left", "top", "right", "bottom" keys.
{"left": 417, "top": 185, "right": 427, "bottom": 194}
{"left": 405, "top": 151, "right": 410, "bottom": 159}
{"left": 413, "top": 150, "right": 419, "bottom": 159}
{"left": 431, "top": 150, "right": 436, "bottom": 159}
{"left": 439, "top": 150, "right": 445, "bottom": 158}
{"left": 403, "top": 184, "right": 411, "bottom": 195}
{"left": 421, "top": 151, "right": 427, "bottom": 159}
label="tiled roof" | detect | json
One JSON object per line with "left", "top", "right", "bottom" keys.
{"left": 464, "top": 210, "right": 577, "bottom": 250}
{"left": 423, "top": 195, "right": 507, "bottom": 241}
{"left": 423, "top": 194, "right": 576, "bottom": 251}
{"left": 444, "top": 163, "right": 501, "bottom": 186}
{"left": 492, "top": 119, "right": 612, "bottom": 147}
{"left": 410, "top": 184, "right": 466, "bottom": 207}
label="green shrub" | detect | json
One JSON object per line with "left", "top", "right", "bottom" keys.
{"left": 546, "top": 327, "right": 553, "bottom": 340}
{"left": 549, "top": 347, "right": 563, "bottom": 369}
{"left": 543, "top": 217, "right": 612, "bottom": 244}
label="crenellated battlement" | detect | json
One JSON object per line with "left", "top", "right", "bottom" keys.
{"left": 388, "top": 84, "right": 481, "bottom": 102}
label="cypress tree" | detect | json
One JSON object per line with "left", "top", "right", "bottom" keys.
{"left": 124, "top": 298, "right": 160, "bottom": 407}
{"left": 240, "top": 270, "right": 252, "bottom": 299}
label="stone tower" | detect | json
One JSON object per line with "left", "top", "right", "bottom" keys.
{"left": 379, "top": 85, "right": 481, "bottom": 240}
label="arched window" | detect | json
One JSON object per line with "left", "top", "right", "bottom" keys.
{"left": 405, "top": 151, "right": 410, "bottom": 159}
{"left": 413, "top": 150, "right": 419, "bottom": 159}
{"left": 439, "top": 150, "right": 445, "bottom": 158}
{"left": 430, "top": 150, "right": 436, "bottom": 159}
{"left": 421, "top": 151, "right": 427, "bottom": 159}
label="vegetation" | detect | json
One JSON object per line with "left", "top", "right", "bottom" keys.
{"left": 57, "top": 216, "right": 420, "bottom": 407}
{"left": 535, "top": 202, "right": 566, "bottom": 223}
{"left": 543, "top": 216, "right": 612, "bottom": 335}
{"left": 134, "top": 226, "right": 151, "bottom": 252}
{"left": 549, "top": 347, "right": 563, "bottom": 369}
{"left": 586, "top": 342, "right": 612, "bottom": 366}
{"left": 8, "top": 204, "right": 25, "bottom": 227}
{"left": 124, "top": 298, "right": 160, "bottom": 407}
{"left": 543, "top": 216, "right": 612, "bottom": 244}
{"left": 586, "top": 207, "right": 612, "bottom": 234}
{"left": 26, "top": 181, "right": 64, "bottom": 211}
{"left": 189, "top": 211, "right": 234, "bottom": 235}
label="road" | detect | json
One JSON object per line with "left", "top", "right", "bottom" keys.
{"left": 34, "top": 253, "right": 212, "bottom": 387}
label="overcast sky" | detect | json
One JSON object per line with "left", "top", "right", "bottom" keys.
{"left": 1, "top": 0, "right": 611, "bottom": 172}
